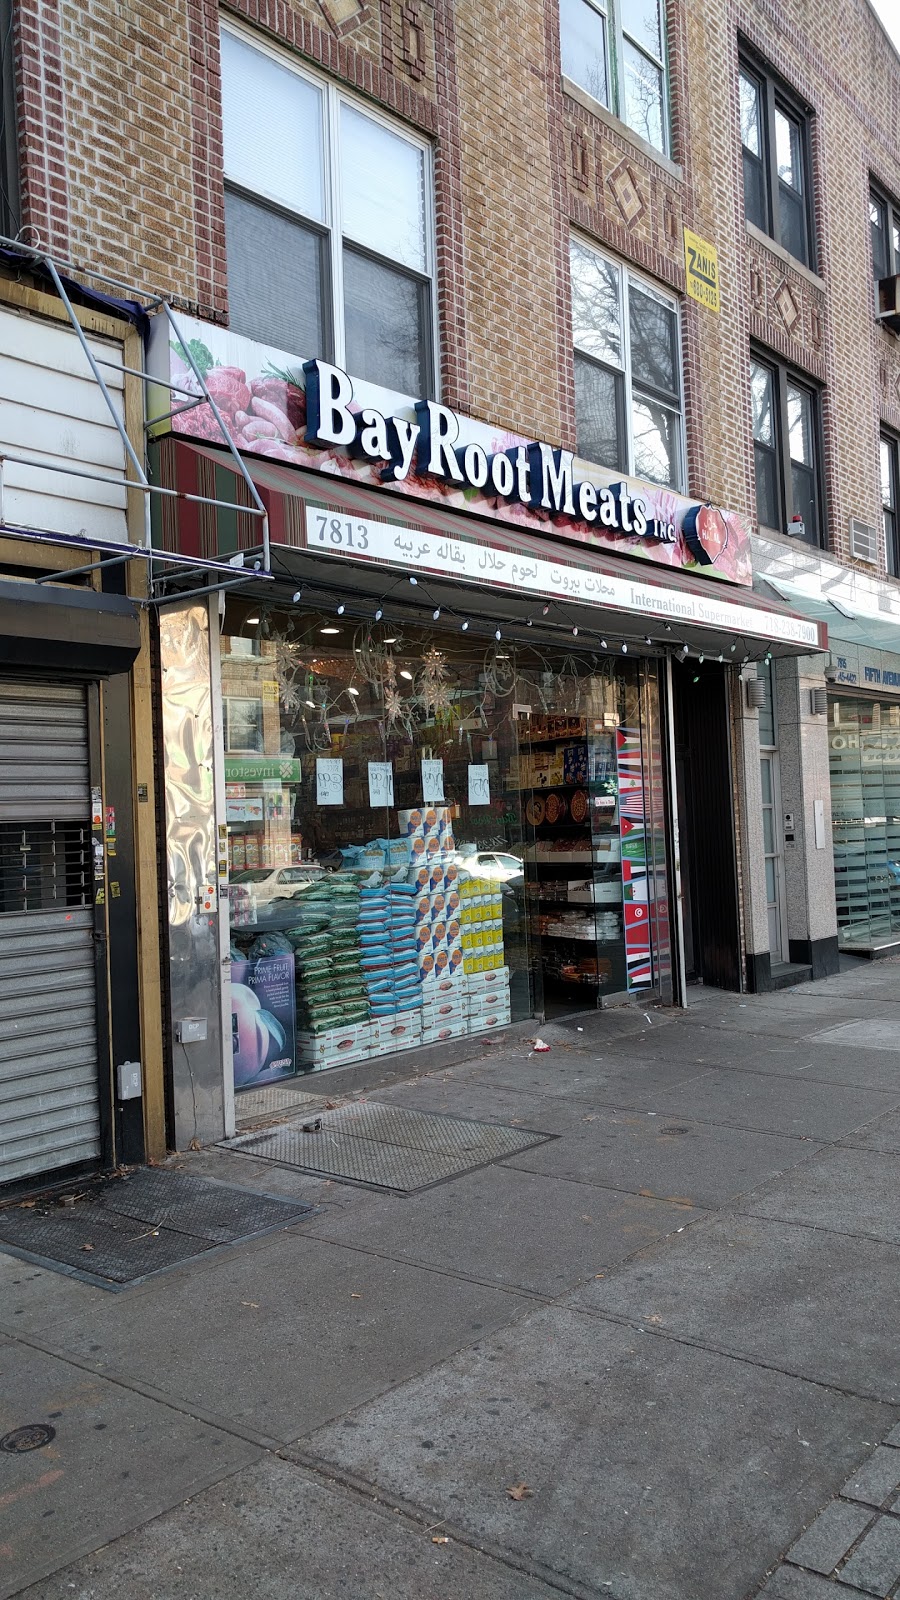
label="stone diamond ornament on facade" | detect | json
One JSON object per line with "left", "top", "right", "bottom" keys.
{"left": 608, "top": 159, "right": 646, "bottom": 228}
{"left": 774, "top": 279, "right": 801, "bottom": 335}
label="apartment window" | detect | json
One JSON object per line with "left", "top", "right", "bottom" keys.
{"left": 881, "top": 434, "right": 900, "bottom": 576}
{"left": 220, "top": 25, "right": 434, "bottom": 396}
{"left": 870, "top": 186, "right": 900, "bottom": 281}
{"left": 739, "top": 59, "right": 813, "bottom": 268}
{"left": 571, "top": 237, "right": 683, "bottom": 489}
{"left": 750, "top": 353, "right": 822, "bottom": 544}
{"left": 560, "top": 0, "right": 669, "bottom": 155}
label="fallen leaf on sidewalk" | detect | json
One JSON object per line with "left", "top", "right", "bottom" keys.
{"left": 240, "top": 1301, "right": 260, "bottom": 1309}
{"left": 18, "top": 1199, "right": 36, "bottom": 1209}
{"left": 351, "top": 1292, "right": 363, "bottom": 1299}
{"left": 188, "top": 1137, "right": 202, "bottom": 1152}
{"left": 431, "top": 1535, "right": 449, "bottom": 1545}
{"left": 507, "top": 1483, "right": 533, "bottom": 1501}
{"left": 81, "top": 1243, "right": 94, "bottom": 1252}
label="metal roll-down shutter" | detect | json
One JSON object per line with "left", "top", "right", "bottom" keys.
{"left": 0, "top": 682, "right": 101, "bottom": 1184}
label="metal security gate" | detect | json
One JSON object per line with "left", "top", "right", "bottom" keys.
{"left": 0, "top": 682, "right": 101, "bottom": 1184}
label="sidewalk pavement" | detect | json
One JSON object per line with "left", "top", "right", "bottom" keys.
{"left": 3, "top": 958, "right": 900, "bottom": 1600}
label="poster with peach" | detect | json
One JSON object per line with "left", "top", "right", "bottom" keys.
{"left": 148, "top": 316, "right": 752, "bottom": 586}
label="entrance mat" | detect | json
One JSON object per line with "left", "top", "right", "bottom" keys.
{"left": 0, "top": 1169, "right": 314, "bottom": 1289}
{"left": 226, "top": 1100, "right": 554, "bottom": 1193}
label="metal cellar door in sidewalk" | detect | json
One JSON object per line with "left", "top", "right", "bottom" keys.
{"left": 0, "top": 682, "right": 101, "bottom": 1184}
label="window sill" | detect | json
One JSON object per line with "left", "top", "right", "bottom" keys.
{"left": 756, "top": 521, "right": 825, "bottom": 553}
{"left": 745, "top": 221, "right": 825, "bottom": 291}
{"left": 562, "top": 78, "right": 682, "bottom": 182}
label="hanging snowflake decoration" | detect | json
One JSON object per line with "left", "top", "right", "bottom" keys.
{"left": 417, "top": 647, "right": 454, "bottom": 717}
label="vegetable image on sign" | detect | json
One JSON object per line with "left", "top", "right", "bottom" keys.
{"left": 682, "top": 505, "right": 729, "bottom": 567}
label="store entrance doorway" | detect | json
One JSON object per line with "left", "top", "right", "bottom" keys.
{"left": 671, "top": 659, "right": 741, "bottom": 990}
{"left": 519, "top": 661, "right": 671, "bottom": 1018}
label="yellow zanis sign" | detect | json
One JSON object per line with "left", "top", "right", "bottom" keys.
{"left": 683, "top": 227, "right": 720, "bottom": 312}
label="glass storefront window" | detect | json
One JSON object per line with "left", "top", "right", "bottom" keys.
{"left": 221, "top": 604, "right": 669, "bottom": 1084}
{"left": 829, "top": 694, "right": 900, "bottom": 948}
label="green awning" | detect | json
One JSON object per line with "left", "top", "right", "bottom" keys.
{"left": 760, "top": 576, "right": 900, "bottom": 653}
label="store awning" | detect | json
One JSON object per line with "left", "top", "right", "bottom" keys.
{"left": 762, "top": 575, "right": 900, "bottom": 653}
{"left": 0, "top": 578, "right": 141, "bottom": 676}
{"left": 157, "top": 441, "right": 826, "bottom": 657}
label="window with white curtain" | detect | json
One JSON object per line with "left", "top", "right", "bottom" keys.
{"left": 220, "top": 24, "right": 435, "bottom": 396}
{"left": 571, "top": 237, "right": 684, "bottom": 489}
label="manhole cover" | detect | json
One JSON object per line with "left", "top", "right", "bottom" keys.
{"left": 0, "top": 1424, "right": 56, "bottom": 1453}
{"left": 227, "top": 1100, "right": 554, "bottom": 1193}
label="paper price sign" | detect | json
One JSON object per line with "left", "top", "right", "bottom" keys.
{"left": 316, "top": 758, "right": 344, "bottom": 806}
{"left": 468, "top": 764, "right": 491, "bottom": 806}
{"left": 368, "top": 762, "right": 395, "bottom": 808}
{"left": 421, "top": 758, "right": 445, "bottom": 802}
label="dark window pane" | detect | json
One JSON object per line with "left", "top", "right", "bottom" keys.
{"left": 620, "top": 0, "right": 661, "bottom": 57}
{"left": 343, "top": 246, "right": 428, "bottom": 394}
{"left": 559, "top": 0, "right": 609, "bottom": 105}
{"left": 225, "top": 189, "right": 326, "bottom": 357}
{"left": 754, "top": 442, "right": 779, "bottom": 529}
{"left": 790, "top": 461, "right": 818, "bottom": 541}
{"left": 871, "top": 194, "right": 889, "bottom": 280}
{"left": 778, "top": 181, "right": 807, "bottom": 262}
{"left": 574, "top": 352, "right": 624, "bottom": 469}
{"left": 628, "top": 284, "right": 678, "bottom": 399}
{"left": 743, "top": 150, "right": 767, "bottom": 232}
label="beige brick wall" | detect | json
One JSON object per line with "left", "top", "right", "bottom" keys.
{"left": 15, "top": 0, "right": 900, "bottom": 577}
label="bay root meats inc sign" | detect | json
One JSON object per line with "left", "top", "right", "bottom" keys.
{"left": 149, "top": 317, "right": 753, "bottom": 587}
{"left": 303, "top": 507, "right": 821, "bottom": 649}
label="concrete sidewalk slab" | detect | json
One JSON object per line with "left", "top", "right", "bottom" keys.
{"left": 573, "top": 1214, "right": 900, "bottom": 1402}
{"left": 603, "top": 1025, "right": 900, "bottom": 1091}
{"left": 303, "top": 1161, "right": 704, "bottom": 1297}
{"left": 15, "top": 1453, "right": 570, "bottom": 1600}
{"left": 738, "top": 1146, "right": 900, "bottom": 1244}
{"left": 503, "top": 1108, "right": 823, "bottom": 1209}
{"left": 0, "top": 1341, "right": 260, "bottom": 1600}
{"left": 34, "top": 1229, "right": 527, "bottom": 1443}
{"left": 584, "top": 1066, "right": 900, "bottom": 1140}
{"left": 839, "top": 1109, "right": 900, "bottom": 1153}
{"left": 302, "top": 1302, "right": 886, "bottom": 1600}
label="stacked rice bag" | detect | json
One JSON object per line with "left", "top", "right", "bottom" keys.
{"left": 285, "top": 876, "right": 369, "bottom": 1033}
{"left": 357, "top": 879, "right": 423, "bottom": 1018}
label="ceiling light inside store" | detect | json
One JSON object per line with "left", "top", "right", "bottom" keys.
{"left": 496, "top": 653, "right": 509, "bottom": 659}
{"left": 348, "top": 687, "right": 360, "bottom": 696}
{"left": 246, "top": 616, "right": 260, "bottom": 625}
{"left": 383, "top": 637, "right": 397, "bottom": 644}
{"left": 400, "top": 669, "right": 413, "bottom": 680}
{"left": 320, "top": 627, "right": 340, "bottom": 634}
{"left": 305, "top": 700, "right": 316, "bottom": 708}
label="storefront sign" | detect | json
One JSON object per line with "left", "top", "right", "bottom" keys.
{"left": 303, "top": 507, "right": 821, "bottom": 649}
{"left": 683, "top": 228, "right": 720, "bottom": 313}
{"left": 224, "top": 757, "right": 302, "bottom": 782}
{"left": 150, "top": 316, "right": 753, "bottom": 586}
{"left": 829, "top": 645, "right": 900, "bottom": 696}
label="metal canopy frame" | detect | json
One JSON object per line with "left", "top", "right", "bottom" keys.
{"left": 0, "top": 236, "right": 272, "bottom": 604}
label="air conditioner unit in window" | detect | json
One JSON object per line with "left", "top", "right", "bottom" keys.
{"left": 849, "top": 517, "right": 879, "bottom": 564}
{"left": 877, "top": 274, "right": 900, "bottom": 332}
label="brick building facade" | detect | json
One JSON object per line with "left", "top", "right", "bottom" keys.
{"left": 3, "top": 0, "right": 900, "bottom": 1167}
